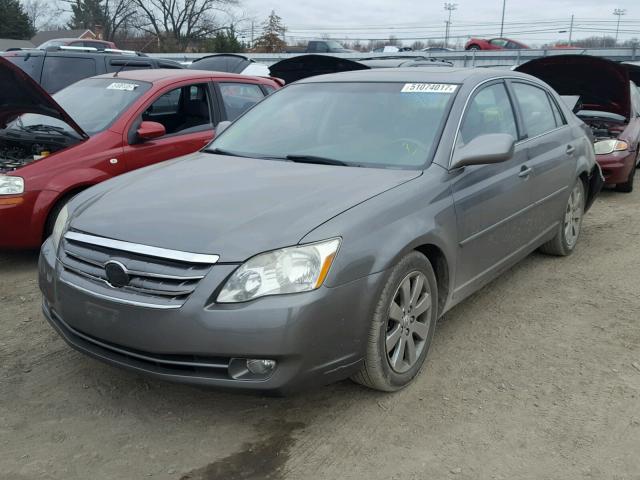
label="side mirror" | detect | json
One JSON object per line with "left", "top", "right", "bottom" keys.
{"left": 451, "top": 133, "right": 515, "bottom": 170}
{"left": 137, "top": 121, "right": 165, "bottom": 141}
{"left": 215, "top": 121, "right": 232, "bottom": 135}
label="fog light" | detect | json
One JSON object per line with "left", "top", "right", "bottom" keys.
{"left": 246, "top": 359, "right": 276, "bottom": 375}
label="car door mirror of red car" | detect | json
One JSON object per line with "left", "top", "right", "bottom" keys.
{"left": 215, "top": 121, "right": 232, "bottom": 136}
{"left": 137, "top": 121, "right": 166, "bottom": 141}
{"left": 451, "top": 133, "right": 515, "bottom": 170}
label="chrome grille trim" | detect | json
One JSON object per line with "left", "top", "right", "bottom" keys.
{"left": 64, "top": 231, "right": 219, "bottom": 264}
{"left": 64, "top": 248, "right": 206, "bottom": 281}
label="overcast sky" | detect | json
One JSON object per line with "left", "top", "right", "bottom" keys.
{"left": 238, "top": 0, "right": 639, "bottom": 46}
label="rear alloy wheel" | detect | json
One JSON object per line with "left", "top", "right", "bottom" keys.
{"left": 540, "top": 179, "right": 585, "bottom": 256}
{"left": 615, "top": 164, "right": 635, "bottom": 193}
{"left": 352, "top": 252, "right": 438, "bottom": 392}
{"left": 467, "top": 45, "right": 481, "bottom": 51}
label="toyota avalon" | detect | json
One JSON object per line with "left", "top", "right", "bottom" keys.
{"left": 39, "top": 68, "right": 603, "bottom": 394}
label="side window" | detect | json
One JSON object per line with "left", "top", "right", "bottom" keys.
{"left": 489, "top": 39, "right": 508, "bottom": 47}
{"left": 142, "top": 84, "right": 211, "bottom": 136}
{"left": 263, "top": 85, "right": 277, "bottom": 95}
{"left": 458, "top": 82, "right": 518, "bottom": 146}
{"left": 512, "top": 83, "right": 559, "bottom": 138}
{"left": 41, "top": 57, "right": 97, "bottom": 93}
{"left": 5, "top": 55, "right": 43, "bottom": 81}
{"left": 547, "top": 93, "right": 566, "bottom": 127}
{"left": 219, "top": 82, "right": 265, "bottom": 121}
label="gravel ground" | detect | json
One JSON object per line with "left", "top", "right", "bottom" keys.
{"left": 1, "top": 187, "right": 639, "bottom": 480}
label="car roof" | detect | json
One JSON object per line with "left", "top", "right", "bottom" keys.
{"left": 297, "top": 66, "right": 534, "bottom": 85}
{"left": 92, "top": 68, "right": 274, "bottom": 85}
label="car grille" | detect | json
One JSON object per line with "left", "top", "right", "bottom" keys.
{"left": 58, "top": 231, "right": 218, "bottom": 309}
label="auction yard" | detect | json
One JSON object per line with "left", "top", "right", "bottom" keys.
{"left": 0, "top": 187, "right": 638, "bottom": 480}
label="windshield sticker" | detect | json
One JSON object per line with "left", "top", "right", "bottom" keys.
{"left": 107, "top": 82, "right": 139, "bottom": 91}
{"left": 401, "top": 83, "right": 457, "bottom": 93}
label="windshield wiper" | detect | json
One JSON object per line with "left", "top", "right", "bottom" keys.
{"left": 18, "top": 124, "right": 81, "bottom": 140}
{"left": 285, "top": 154, "right": 348, "bottom": 166}
{"left": 207, "top": 147, "right": 252, "bottom": 158}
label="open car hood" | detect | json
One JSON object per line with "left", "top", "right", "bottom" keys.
{"left": 0, "top": 57, "right": 87, "bottom": 137}
{"left": 516, "top": 55, "right": 631, "bottom": 119}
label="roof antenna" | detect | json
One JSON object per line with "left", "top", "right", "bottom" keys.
{"left": 114, "top": 35, "right": 158, "bottom": 78}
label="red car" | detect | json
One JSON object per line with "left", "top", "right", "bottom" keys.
{"left": 465, "top": 37, "right": 529, "bottom": 50}
{"left": 0, "top": 58, "right": 280, "bottom": 249}
{"left": 517, "top": 55, "right": 640, "bottom": 192}
{"left": 37, "top": 38, "right": 118, "bottom": 51}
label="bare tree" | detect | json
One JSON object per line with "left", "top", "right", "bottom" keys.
{"left": 22, "top": 0, "right": 62, "bottom": 30}
{"left": 62, "top": 0, "right": 138, "bottom": 40}
{"left": 131, "top": 0, "right": 237, "bottom": 50}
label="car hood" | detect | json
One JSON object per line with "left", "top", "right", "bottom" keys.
{"left": 69, "top": 153, "right": 421, "bottom": 262}
{"left": 0, "top": 57, "right": 87, "bottom": 136}
{"left": 515, "top": 55, "right": 631, "bottom": 119}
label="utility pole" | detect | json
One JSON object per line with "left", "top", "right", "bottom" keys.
{"left": 568, "top": 14, "right": 574, "bottom": 46}
{"left": 250, "top": 21, "right": 255, "bottom": 49}
{"left": 613, "top": 8, "right": 626, "bottom": 45}
{"left": 500, "top": 0, "right": 506, "bottom": 37}
{"left": 444, "top": 3, "right": 457, "bottom": 48}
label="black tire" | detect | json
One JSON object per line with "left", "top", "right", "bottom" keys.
{"left": 540, "top": 179, "right": 585, "bottom": 256}
{"left": 351, "top": 251, "right": 438, "bottom": 392}
{"left": 615, "top": 165, "right": 635, "bottom": 193}
{"left": 467, "top": 45, "right": 481, "bottom": 51}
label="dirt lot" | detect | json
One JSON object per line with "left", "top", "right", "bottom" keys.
{"left": 1, "top": 187, "right": 639, "bottom": 480}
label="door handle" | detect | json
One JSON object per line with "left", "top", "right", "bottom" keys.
{"left": 566, "top": 144, "right": 576, "bottom": 155}
{"left": 518, "top": 166, "right": 533, "bottom": 178}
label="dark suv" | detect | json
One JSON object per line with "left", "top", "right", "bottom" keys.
{"left": 2, "top": 49, "right": 183, "bottom": 93}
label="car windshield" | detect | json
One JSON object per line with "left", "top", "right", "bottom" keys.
{"left": 10, "top": 78, "right": 151, "bottom": 136}
{"left": 208, "top": 82, "right": 458, "bottom": 169}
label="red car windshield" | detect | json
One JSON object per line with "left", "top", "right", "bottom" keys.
{"left": 9, "top": 78, "right": 151, "bottom": 136}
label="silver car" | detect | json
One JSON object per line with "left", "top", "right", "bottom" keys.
{"left": 39, "top": 68, "right": 603, "bottom": 394}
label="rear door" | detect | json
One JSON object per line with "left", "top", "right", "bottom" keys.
{"left": 508, "top": 81, "right": 576, "bottom": 235}
{"left": 120, "top": 81, "right": 219, "bottom": 171}
{"left": 450, "top": 80, "right": 534, "bottom": 300}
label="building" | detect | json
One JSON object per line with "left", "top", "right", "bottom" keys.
{"left": 0, "top": 39, "right": 34, "bottom": 51}
{"left": 31, "top": 29, "right": 97, "bottom": 48}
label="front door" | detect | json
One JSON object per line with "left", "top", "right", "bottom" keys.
{"left": 449, "top": 81, "right": 534, "bottom": 301}
{"left": 121, "top": 83, "right": 216, "bottom": 172}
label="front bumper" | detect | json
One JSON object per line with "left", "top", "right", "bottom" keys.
{"left": 596, "top": 150, "right": 636, "bottom": 185}
{"left": 38, "top": 239, "right": 384, "bottom": 394}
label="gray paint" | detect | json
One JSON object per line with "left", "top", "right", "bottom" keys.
{"left": 40, "top": 67, "right": 602, "bottom": 393}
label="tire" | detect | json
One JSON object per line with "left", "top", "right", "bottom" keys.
{"left": 467, "top": 45, "right": 481, "bottom": 51}
{"left": 615, "top": 164, "right": 635, "bottom": 193}
{"left": 539, "top": 179, "right": 585, "bottom": 256}
{"left": 351, "top": 251, "right": 438, "bottom": 392}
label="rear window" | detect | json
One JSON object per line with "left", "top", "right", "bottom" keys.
{"left": 4, "top": 54, "right": 43, "bottom": 81}
{"left": 41, "top": 56, "right": 97, "bottom": 93}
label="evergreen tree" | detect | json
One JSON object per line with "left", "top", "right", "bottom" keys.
{"left": 253, "top": 10, "right": 286, "bottom": 53}
{"left": 0, "top": 0, "right": 35, "bottom": 39}
{"left": 203, "top": 27, "right": 244, "bottom": 53}
{"left": 67, "top": 0, "right": 108, "bottom": 31}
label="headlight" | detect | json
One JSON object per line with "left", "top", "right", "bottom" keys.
{"left": 217, "top": 238, "right": 341, "bottom": 303}
{"left": 51, "top": 205, "right": 69, "bottom": 251}
{"left": 0, "top": 175, "right": 24, "bottom": 195}
{"left": 594, "top": 139, "right": 628, "bottom": 155}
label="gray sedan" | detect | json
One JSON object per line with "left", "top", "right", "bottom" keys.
{"left": 39, "top": 67, "right": 603, "bottom": 393}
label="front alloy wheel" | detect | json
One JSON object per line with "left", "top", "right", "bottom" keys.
{"left": 386, "top": 272, "right": 432, "bottom": 373}
{"left": 352, "top": 251, "right": 438, "bottom": 392}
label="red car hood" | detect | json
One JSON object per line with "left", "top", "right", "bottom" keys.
{"left": 515, "top": 55, "right": 631, "bottom": 119}
{"left": 0, "top": 57, "right": 87, "bottom": 137}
